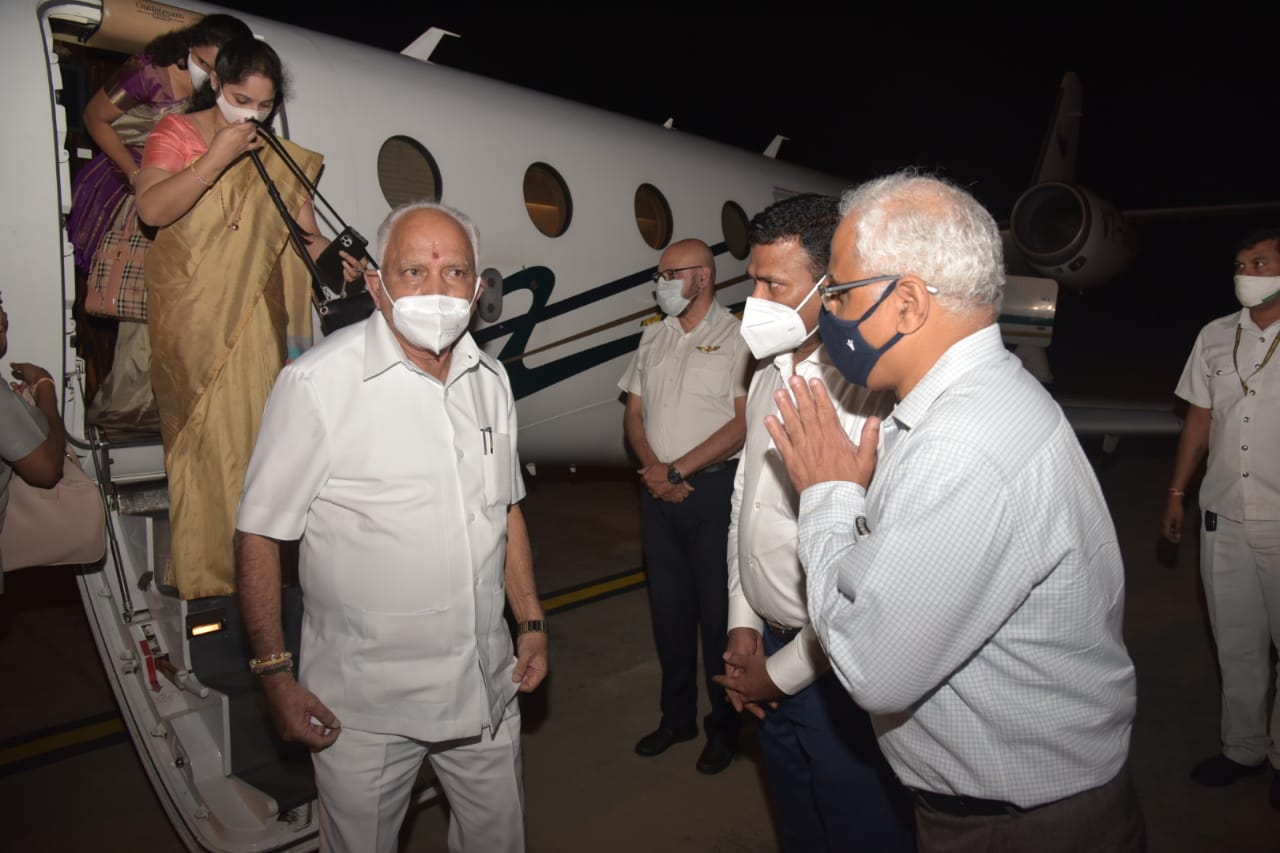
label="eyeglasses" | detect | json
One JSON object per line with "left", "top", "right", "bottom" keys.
{"left": 650, "top": 265, "right": 704, "bottom": 284}
{"left": 817, "top": 273, "right": 938, "bottom": 299}
{"left": 816, "top": 273, "right": 900, "bottom": 299}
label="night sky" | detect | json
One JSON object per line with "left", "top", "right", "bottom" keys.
{"left": 214, "top": 8, "right": 1280, "bottom": 401}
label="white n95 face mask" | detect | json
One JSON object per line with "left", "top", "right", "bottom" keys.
{"left": 216, "top": 90, "right": 270, "bottom": 124}
{"left": 1234, "top": 275, "right": 1280, "bottom": 308}
{"left": 739, "top": 281, "right": 820, "bottom": 359}
{"left": 377, "top": 270, "right": 478, "bottom": 354}
{"left": 187, "top": 52, "right": 210, "bottom": 89}
{"left": 655, "top": 279, "right": 693, "bottom": 316}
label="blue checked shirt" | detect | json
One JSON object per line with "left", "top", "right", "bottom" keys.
{"left": 799, "top": 324, "right": 1136, "bottom": 808}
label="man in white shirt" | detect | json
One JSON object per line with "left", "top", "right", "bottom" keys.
{"left": 714, "top": 194, "right": 913, "bottom": 851}
{"left": 236, "top": 202, "right": 547, "bottom": 853}
{"left": 619, "top": 238, "right": 750, "bottom": 774}
{"left": 765, "top": 173, "right": 1143, "bottom": 852}
{"left": 1162, "top": 226, "right": 1280, "bottom": 809}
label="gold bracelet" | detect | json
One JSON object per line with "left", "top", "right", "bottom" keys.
{"left": 189, "top": 161, "right": 212, "bottom": 186}
{"left": 33, "top": 376, "right": 56, "bottom": 394}
{"left": 248, "top": 650, "right": 293, "bottom": 674}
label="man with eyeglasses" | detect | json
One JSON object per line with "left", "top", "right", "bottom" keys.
{"left": 619, "top": 237, "right": 750, "bottom": 774}
{"left": 1161, "top": 226, "right": 1280, "bottom": 809}
{"left": 711, "top": 194, "right": 913, "bottom": 851}
{"left": 765, "top": 173, "right": 1143, "bottom": 851}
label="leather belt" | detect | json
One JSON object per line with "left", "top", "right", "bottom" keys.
{"left": 764, "top": 620, "right": 800, "bottom": 642}
{"left": 911, "top": 789, "right": 1028, "bottom": 817}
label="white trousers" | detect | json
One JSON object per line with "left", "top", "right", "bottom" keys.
{"left": 1199, "top": 512, "right": 1280, "bottom": 767}
{"left": 312, "top": 703, "right": 525, "bottom": 853}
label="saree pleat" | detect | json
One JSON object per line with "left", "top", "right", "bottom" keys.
{"left": 147, "top": 140, "right": 320, "bottom": 599}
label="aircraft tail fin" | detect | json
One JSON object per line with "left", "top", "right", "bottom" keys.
{"left": 1032, "top": 72, "right": 1082, "bottom": 184}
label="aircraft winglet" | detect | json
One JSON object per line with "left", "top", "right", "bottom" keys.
{"left": 401, "top": 28, "right": 460, "bottom": 62}
{"left": 763, "top": 135, "right": 789, "bottom": 159}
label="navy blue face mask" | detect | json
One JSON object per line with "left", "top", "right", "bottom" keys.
{"left": 817, "top": 277, "right": 902, "bottom": 388}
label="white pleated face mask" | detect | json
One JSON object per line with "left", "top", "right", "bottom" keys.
{"left": 215, "top": 89, "right": 270, "bottom": 124}
{"left": 739, "top": 281, "right": 820, "bottom": 359}
{"left": 1234, "top": 275, "right": 1280, "bottom": 308}
{"left": 187, "top": 51, "right": 210, "bottom": 89}
{"left": 655, "top": 279, "right": 693, "bottom": 316}
{"left": 377, "top": 270, "right": 478, "bottom": 354}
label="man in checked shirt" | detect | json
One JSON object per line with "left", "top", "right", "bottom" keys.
{"left": 760, "top": 172, "right": 1144, "bottom": 851}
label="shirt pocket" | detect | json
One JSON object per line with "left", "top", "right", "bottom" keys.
{"left": 482, "top": 431, "right": 514, "bottom": 508}
{"left": 685, "top": 353, "right": 732, "bottom": 400}
{"left": 1206, "top": 356, "right": 1241, "bottom": 403}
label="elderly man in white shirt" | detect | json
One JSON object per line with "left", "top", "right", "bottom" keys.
{"left": 714, "top": 194, "right": 912, "bottom": 852}
{"left": 765, "top": 173, "right": 1143, "bottom": 852}
{"left": 1162, "top": 226, "right": 1280, "bottom": 809}
{"left": 236, "top": 201, "right": 547, "bottom": 853}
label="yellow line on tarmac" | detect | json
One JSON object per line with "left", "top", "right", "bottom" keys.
{"left": 0, "top": 717, "right": 124, "bottom": 768}
{"left": 541, "top": 570, "right": 647, "bottom": 613}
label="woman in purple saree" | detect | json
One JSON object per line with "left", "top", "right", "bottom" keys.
{"left": 68, "top": 13, "right": 251, "bottom": 429}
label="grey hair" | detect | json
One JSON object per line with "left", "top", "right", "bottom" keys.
{"left": 838, "top": 172, "right": 1005, "bottom": 314}
{"left": 375, "top": 200, "right": 481, "bottom": 269}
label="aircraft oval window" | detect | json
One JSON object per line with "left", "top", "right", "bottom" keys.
{"left": 377, "top": 136, "right": 442, "bottom": 208}
{"left": 635, "top": 183, "right": 673, "bottom": 250}
{"left": 721, "top": 201, "right": 749, "bottom": 260}
{"left": 523, "top": 162, "right": 572, "bottom": 238}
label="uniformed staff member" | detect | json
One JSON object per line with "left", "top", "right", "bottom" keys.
{"left": 1162, "top": 225, "right": 1280, "bottom": 810}
{"left": 620, "top": 237, "right": 750, "bottom": 775}
{"left": 236, "top": 201, "right": 547, "bottom": 853}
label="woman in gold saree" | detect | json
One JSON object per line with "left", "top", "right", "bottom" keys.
{"left": 136, "top": 38, "right": 361, "bottom": 599}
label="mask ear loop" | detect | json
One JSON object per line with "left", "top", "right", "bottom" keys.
{"left": 794, "top": 279, "right": 823, "bottom": 342}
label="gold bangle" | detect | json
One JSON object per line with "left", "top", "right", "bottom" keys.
{"left": 248, "top": 650, "right": 293, "bottom": 674}
{"left": 189, "top": 161, "right": 212, "bottom": 186}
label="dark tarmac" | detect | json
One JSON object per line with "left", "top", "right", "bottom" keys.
{"left": 1, "top": 437, "right": 1278, "bottom": 851}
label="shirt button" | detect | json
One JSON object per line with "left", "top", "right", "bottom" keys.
{"left": 754, "top": 501, "right": 761, "bottom": 509}
{"left": 1243, "top": 416, "right": 1250, "bottom": 423}
{"left": 468, "top": 512, "right": 476, "bottom": 523}
{"left": 457, "top": 449, "right": 464, "bottom": 460}
{"left": 1242, "top": 445, "right": 1248, "bottom": 451}
{"left": 1243, "top": 472, "right": 1250, "bottom": 478}
{"left": 1249, "top": 390, "right": 1256, "bottom": 396}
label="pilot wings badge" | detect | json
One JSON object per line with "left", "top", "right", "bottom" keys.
{"left": 696, "top": 345, "right": 721, "bottom": 353}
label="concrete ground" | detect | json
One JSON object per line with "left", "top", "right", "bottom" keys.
{"left": 1, "top": 438, "right": 1278, "bottom": 851}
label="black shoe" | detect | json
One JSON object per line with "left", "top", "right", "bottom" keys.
{"left": 1270, "top": 768, "right": 1280, "bottom": 811}
{"left": 635, "top": 727, "right": 697, "bottom": 757}
{"left": 1190, "top": 753, "right": 1266, "bottom": 786}
{"left": 695, "top": 737, "right": 735, "bottom": 774}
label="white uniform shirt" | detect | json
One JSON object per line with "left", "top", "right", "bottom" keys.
{"left": 1175, "top": 308, "right": 1280, "bottom": 521}
{"left": 727, "top": 346, "right": 891, "bottom": 695}
{"left": 617, "top": 301, "right": 750, "bottom": 461}
{"left": 238, "top": 313, "right": 526, "bottom": 743}
{"left": 800, "top": 325, "right": 1136, "bottom": 807}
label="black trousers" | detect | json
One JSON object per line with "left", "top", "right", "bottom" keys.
{"left": 640, "top": 463, "right": 741, "bottom": 740}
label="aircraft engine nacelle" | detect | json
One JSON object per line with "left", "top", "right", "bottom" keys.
{"left": 1009, "top": 182, "right": 1135, "bottom": 289}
